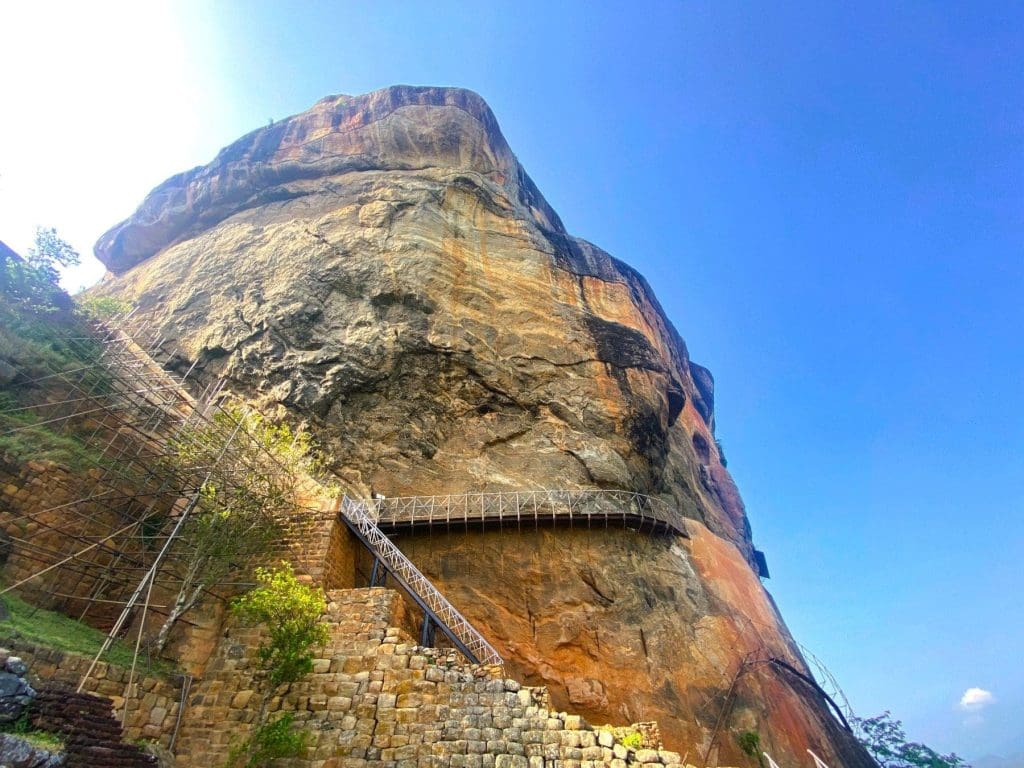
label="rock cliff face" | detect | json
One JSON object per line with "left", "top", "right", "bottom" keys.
{"left": 94, "top": 85, "right": 871, "bottom": 768}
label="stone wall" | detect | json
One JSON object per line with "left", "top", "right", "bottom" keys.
{"left": 0, "top": 638, "right": 184, "bottom": 749}
{"left": 173, "top": 587, "right": 686, "bottom": 768}
{"left": 2, "top": 570, "right": 693, "bottom": 767}
{"left": 0, "top": 460, "right": 166, "bottom": 630}
{"left": 277, "top": 500, "right": 357, "bottom": 591}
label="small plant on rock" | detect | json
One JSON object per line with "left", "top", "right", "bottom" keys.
{"left": 622, "top": 732, "right": 644, "bottom": 750}
{"left": 736, "top": 730, "right": 767, "bottom": 768}
{"left": 226, "top": 712, "right": 305, "bottom": 768}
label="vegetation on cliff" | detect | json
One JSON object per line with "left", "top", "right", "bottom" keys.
{"left": 0, "top": 230, "right": 125, "bottom": 469}
{"left": 0, "top": 228, "right": 78, "bottom": 314}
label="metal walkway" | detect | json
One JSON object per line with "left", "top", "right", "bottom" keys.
{"left": 367, "top": 489, "right": 688, "bottom": 537}
{"left": 337, "top": 496, "right": 504, "bottom": 667}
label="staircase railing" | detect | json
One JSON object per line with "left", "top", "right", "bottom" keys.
{"left": 367, "top": 489, "right": 687, "bottom": 536}
{"left": 338, "top": 495, "right": 504, "bottom": 667}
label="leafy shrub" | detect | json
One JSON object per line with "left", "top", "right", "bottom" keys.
{"left": 1, "top": 227, "right": 78, "bottom": 314}
{"left": 736, "top": 730, "right": 766, "bottom": 768}
{"left": 224, "top": 564, "right": 328, "bottom": 767}
{"left": 231, "top": 563, "right": 330, "bottom": 688}
{"left": 622, "top": 732, "right": 644, "bottom": 750}
{"left": 152, "top": 403, "right": 333, "bottom": 652}
{"left": 75, "top": 294, "right": 132, "bottom": 320}
{"left": 225, "top": 713, "right": 307, "bottom": 768}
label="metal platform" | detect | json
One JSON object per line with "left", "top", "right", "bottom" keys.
{"left": 366, "top": 489, "right": 688, "bottom": 537}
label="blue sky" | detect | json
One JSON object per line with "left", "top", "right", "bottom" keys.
{"left": 2, "top": 1, "right": 1021, "bottom": 759}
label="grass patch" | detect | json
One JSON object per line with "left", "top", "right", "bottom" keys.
{"left": 0, "top": 303, "right": 115, "bottom": 472}
{"left": 0, "top": 717, "right": 64, "bottom": 752}
{"left": 0, "top": 397, "right": 100, "bottom": 472}
{"left": 0, "top": 306, "right": 103, "bottom": 379}
{"left": 0, "top": 592, "right": 174, "bottom": 677}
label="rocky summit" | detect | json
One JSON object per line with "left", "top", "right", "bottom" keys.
{"left": 94, "top": 85, "right": 871, "bottom": 768}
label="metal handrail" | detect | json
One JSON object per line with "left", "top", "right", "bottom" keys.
{"left": 339, "top": 496, "right": 504, "bottom": 667}
{"left": 367, "top": 489, "right": 687, "bottom": 536}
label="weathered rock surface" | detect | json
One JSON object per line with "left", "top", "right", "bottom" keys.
{"left": 0, "top": 652, "right": 36, "bottom": 725}
{"left": 0, "top": 733, "right": 64, "bottom": 768}
{"left": 94, "top": 85, "right": 872, "bottom": 768}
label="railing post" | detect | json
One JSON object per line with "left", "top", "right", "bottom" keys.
{"left": 420, "top": 614, "right": 435, "bottom": 647}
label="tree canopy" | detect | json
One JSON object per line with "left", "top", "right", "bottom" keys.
{"left": 853, "top": 712, "right": 968, "bottom": 768}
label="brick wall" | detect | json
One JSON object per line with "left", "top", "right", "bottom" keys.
{"left": 0, "top": 460, "right": 168, "bottom": 630}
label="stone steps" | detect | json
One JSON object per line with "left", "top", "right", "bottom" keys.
{"left": 31, "top": 685, "right": 156, "bottom": 768}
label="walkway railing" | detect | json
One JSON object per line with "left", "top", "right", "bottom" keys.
{"left": 366, "top": 489, "right": 687, "bottom": 537}
{"left": 338, "top": 496, "right": 504, "bottom": 667}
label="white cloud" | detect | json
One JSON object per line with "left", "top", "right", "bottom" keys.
{"left": 959, "top": 687, "right": 994, "bottom": 711}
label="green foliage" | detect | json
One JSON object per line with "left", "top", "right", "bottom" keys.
{"left": 0, "top": 302, "right": 102, "bottom": 377}
{"left": 232, "top": 563, "right": 329, "bottom": 688}
{"left": 736, "top": 730, "right": 760, "bottom": 755}
{"left": 736, "top": 730, "right": 766, "bottom": 768}
{"left": 853, "top": 712, "right": 968, "bottom": 768}
{"left": 621, "top": 732, "right": 644, "bottom": 750}
{"left": 0, "top": 401, "right": 100, "bottom": 471}
{"left": 1, "top": 713, "right": 65, "bottom": 751}
{"left": 0, "top": 592, "right": 172, "bottom": 675}
{"left": 75, "top": 294, "right": 132, "bottom": 320}
{"left": 225, "top": 713, "right": 308, "bottom": 768}
{"left": 224, "top": 565, "right": 326, "bottom": 767}
{"left": 26, "top": 227, "right": 80, "bottom": 283}
{"left": 1, "top": 227, "right": 78, "bottom": 314}
{"left": 0, "top": 302, "right": 110, "bottom": 472}
{"left": 153, "top": 401, "right": 332, "bottom": 651}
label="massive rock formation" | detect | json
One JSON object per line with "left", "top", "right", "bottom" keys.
{"left": 93, "top": 85, "right": 871, "bottom": 768}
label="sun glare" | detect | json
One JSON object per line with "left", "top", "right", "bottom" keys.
{"left": 0, "top": 1, "right": 223, "bottom": 291}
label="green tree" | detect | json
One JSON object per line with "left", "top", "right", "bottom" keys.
{"left": 231, "top": 562, "right": 330, "bottom": 688}
{"left": 26, "top": 227, "right": 80, "bottom": 284}
{"left": 225, "top": 563, "right": 330, "bottom": 767}
{"left": 153, "top": 404, "right": 329, "bottom": 653}
{"left": 853, "top": 712, "right": 968, "bottom": 768}
{"left": 1, "top": 228, "right": 78, "bottom": 313}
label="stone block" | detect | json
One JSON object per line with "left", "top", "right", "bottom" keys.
{"left": 328, "top": 696, "right": 352, "bottom": 710}
{"left": 560, "top": 731, "right": 581, "bottom": 748}
{"left": 424, "top": 666, "right": 445, "bottom": 683}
